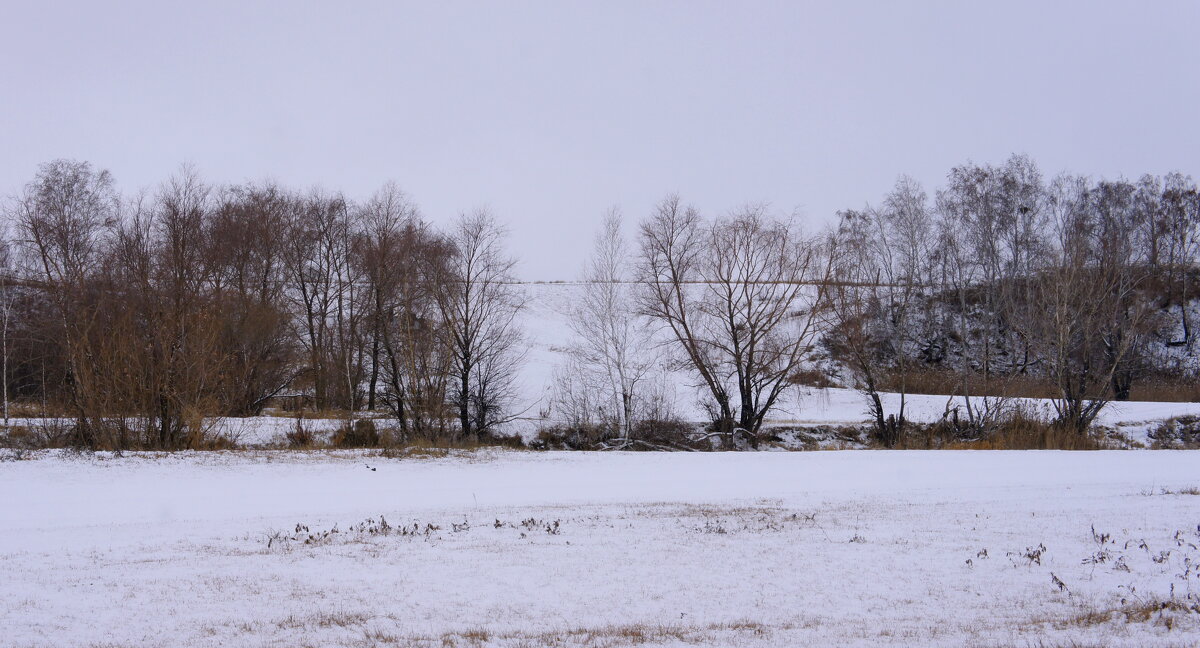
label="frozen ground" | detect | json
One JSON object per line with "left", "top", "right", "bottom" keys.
{"left": 2, "top": 450, "right": 1199, "bottom": 647}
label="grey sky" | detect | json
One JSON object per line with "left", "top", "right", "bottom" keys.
{"left": 2, "top": 1, "right": 1197, "bottom": 279}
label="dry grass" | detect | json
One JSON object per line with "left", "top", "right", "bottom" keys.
{"left": 873, "top": 370, "right": 1200, "bottom": 403}
{"left": 941, "top": 427, "right": 1101, "bottom": 451}
{"left": 1055, "top": 599, "right": 1200, "bottom": 632}
{"left": 354, "top": 620, "right": 772, "bottom": 648}
{"left": 380, "top": 432, "right": 527, "bottom": 457}
{"left": 333, "top": 419, "right": 382, "bottom": 448}
{"left": 880, "top": 371, "right": 1061, "bottom": 400}
{"left": 1151, "top": 486, "right": 1200, "bottom": 496}
{"left": 1129, "top": 379, "right": 1200, "bottom": 403}
{"left": 887, "top": 411, "right": 1102, "bottom": 451}
{"left": 285, "top": 420, "right": 318, "bottom": 448}
{"left": 273, "top": 610, "right": 371, "bottom": 630}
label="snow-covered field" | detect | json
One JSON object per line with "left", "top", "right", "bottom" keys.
{"left": 3, "top": 450, "right": 1199, "bottom": 647}
{"left": 3, "top": 287, "right": 1199, "bottom": 647}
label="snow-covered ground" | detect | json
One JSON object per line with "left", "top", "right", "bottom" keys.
{"left": 184, "top": 389, "right": 1200, "bottom": 447}
{"left": 5, "top": 387, "right": 1197, "bottom": 449}
{"left": 2, "top": 450, "right": 1199, "bottom": 647}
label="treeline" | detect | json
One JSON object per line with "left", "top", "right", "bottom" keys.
{"left": 1, "top": 155, "right": 1197, "bottom": 451}
{"left": 1, "top": 160, "right": 523, "bottom": 449}
{"left": 825, "top": 154, "right": 1199, "bottom": 445}
{"left": 549, "top": 155, "right": 1200, "bottom": 449}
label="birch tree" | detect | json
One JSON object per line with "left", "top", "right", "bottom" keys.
{"left": 561, "top": 209, "right": 656, "bottom": 446}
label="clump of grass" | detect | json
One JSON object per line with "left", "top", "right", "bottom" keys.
{"left": 1156, "top": 486, "right": 1200, "bottom": 496}
{"left": 333, "top": 419, "right": 380, "bottom": 448}
{"left": 0, "top": 447, "right": 33, "bottom": 461}
{"left": 286, "top": 418, "right": 317, "bottom": 448}
{"left": 272, "top": 610, "right": 370, "bottom": 630}
{"left": 1063, "top": 599, "right": 1200, "bottom": 631}
{"left": 532, "top": 418, "right": 697, "bottom": 451}
{"left": 915, "top": 410, "right": 1102, "bottom": 450}
{"left": 195, "top": 434, "right": 240, "bottom": 450}
{"left": 379, "top": 432, "right": 527, "bottom": 457}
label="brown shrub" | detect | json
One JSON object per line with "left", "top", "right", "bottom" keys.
{"left": 195, "top": 433, "right": 240, "bottom": 450}
{"left": 891, "top": 410, "right": 1101, "bottom": 450}
{"left": 533, "top": 423, "right": 610, "bottom": 450}
{"left": 880, "top": 370, "right": 1060, "bottom": 400}
{"left": 333, "top": 419, "right": 380, "bottom": 448}
{"left": 476, "top": 431, "right": 527, "bottom": 449}
{"left": 285, "top": 418, "right": 317, "bottom": 448}
{"left": 533, "top": 418, "right": 698, "bottom": 450}
{"left": 789, "top": 367, "right": 836, "bottom": 389}
{"left": 946, "top": 413, "right": 1101, "bottom": 450}
{"left": 633, "top": 418, "right": 697, "bottom": 448}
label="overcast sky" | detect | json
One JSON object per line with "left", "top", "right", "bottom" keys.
{"left": 2, "top": 1, "right": 1198, "bottom": 278}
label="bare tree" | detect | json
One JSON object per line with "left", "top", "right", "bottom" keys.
{"left": 826, "top": 177, "right": 936, "bottom": 447}
{"left": 12, "top": 160, "right": 119, "bottom": 446}
{"left": 936, "top": 155, "right": 1047, "bottom": 380}
{"left": 928, "top": 155, "right": 1049, "bottom": 437}
{"left": 280, "top": 188, "right": 362, "bottom": 412}
{"left": 638, "top": 196, "right": 830, "bottom": 446}
{"left": 137, "top": 166, "right": 225, "bottom": 447}
{"left": 207, "top": 183, "right": 299, "bottom": 416}
{"left": 358, "top": 183, "right": 452, "bottom": 437}
{"left": 1151, "top": 173, "right": 1200, "bottom": 348}
{"left": 438, "top": 210, "right": 525, "bottom": 440}
{"left": 0, "top": 233, "right": 12, "bottom": 426}
{"left": 560, "top": 208, "right": 657, "bottom": 446}
{"left": 931, "top": 205, "right": 1016, "bottom": 436}
{"left": 1024, "top": 174, "right": 1158, "bottom": 435}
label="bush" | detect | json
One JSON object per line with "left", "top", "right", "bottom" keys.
{"left": 632, "top": 419, "right": 698, "bottom": 449}
{"left": 888, "top": 409, "right": 1102, "bottom": 450}
{"left": 533, "top": 423, "right": 610, "bottom": 450}
{"left": 285, "top": 419, "right": 317, "bottom": 448}
{"left": 476, "top": 430, "right": 527, "bottom": 449}
{"left": 1148, "top": 415, "right": 1200, "bottom": 449}
{"left": 1, "top": 421, "right": 72, "bottom": 450}
{"left": 943, "top": 411, "right": 1100, "bottom": 450}
{"left": 534, "top": 418, "right": 700, "bottom": 451}
{"left": 333, "top": 419, "right": 380, "bottom": 448}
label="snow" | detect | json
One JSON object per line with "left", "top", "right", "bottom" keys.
{"left": 2, "top": 450, "right": 1199, "bottom": 646}
{"left": 784, "top": 388, "right": 1200, "bottom": 446}
{"left": 2, "top": 287, "right": 1199, "bottom": 646}
{"left": 7, "top": 387, "right": 1198, "bottom": 449}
